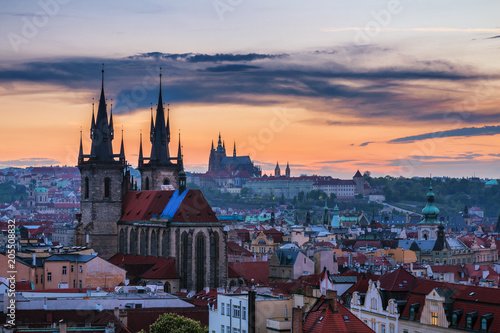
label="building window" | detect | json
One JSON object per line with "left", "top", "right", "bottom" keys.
{"left": 35, "top": 275, "right": 38, "bottom": 284}
{"left": 47, "top": 272, "right": 52, "bottom": 282}
{"left": 79, "top": 265, "right": 82, "bottom": 273}
{"left": 71, "top": 265, "right": 74, "bottom": 272}
{"left": 431, "top": 312, "right": 438, "bottom": 325}
{"left": 221, "top": 325, "right": 224, "bottom": 333}
{"left": 104, "top": 177, "right": 111, "bottom": 198}
{"left": 233, "top": 305, "right": 241, "bottom": 318}
{"left": 73, "top": 280, "right": 76, "bottom": 288}
{"left": 371, "top": 298, "right": 377, "bottom": 310}
{"left": 381, "top": 324, "right": 386, "bottom": 333}
{"left": 481, "top": 318, "right": 487, "bottom": 331}
{"left": 79, "top": 280, "right": 82, "bottom": 288}
{"left": 226, "top": 304, "right": 230, "bottom": 316}
{"left": 62, "top": 266, "right": 67, "bottom": 275}
{"left": 145, "top": 177, "right": 150, "bottom": 190}
{"left": 242, "top": 306, "right": 246, "bottom": 320}
{"left": 466, "top": 316, "right": 473, "bottom": 329}
{"left": 389, "top": 325, "right": 394, "bottom": 333}
{"left": 221, "top": 302, "right": 225, "bottom": 315}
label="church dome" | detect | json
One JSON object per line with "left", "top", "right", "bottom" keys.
{"left": 421, "top": 184, "right": 439, "bottom": 223}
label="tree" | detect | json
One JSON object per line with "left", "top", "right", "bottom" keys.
{"left": 145, "top": 313, "right": 208, "bottom": 333}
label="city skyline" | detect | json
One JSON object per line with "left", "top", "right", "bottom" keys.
{"left": 1, "top": 1, "right": 499, "bottom": 179}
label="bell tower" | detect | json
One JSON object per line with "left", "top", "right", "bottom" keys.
{"left": 77, "top": 67, "right": 128, "bottom": 259}
{"left": 138, "top": 71, "right": 183, "bottom": 190}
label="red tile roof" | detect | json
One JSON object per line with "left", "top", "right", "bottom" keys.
{"left": 302, "top": 297, "right": 374, "bottom": 333}
{"left": 227, "top": 241, "right": 253, "bottom": 257}
{"left": 378, "top": 267, "right": 416, "bottom": 292}
{"left": 229, "top": 261, "right": 269, "bottom": 284}
{"left": 121, "top": 190, "right": 218, "bottom": 223}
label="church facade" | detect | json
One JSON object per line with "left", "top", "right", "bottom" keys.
{"left": 76, "top": 69, "right": 227, "bottom": 292}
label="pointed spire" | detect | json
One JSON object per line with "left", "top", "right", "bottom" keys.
{"left": 217, "top": 132, "right": 222, "bottom": 149}
{"left": 149, "top": 69, "right": 171, "bottom": 164}
{"left": 119, "top": 126, "right": 125, "bottom": 161}
{"left": 166, "top": 104, "right": 171, "bottom": 143}
{"left": 138, "top": 130, "right": 144, "bottom": 166}
{"left": 223, "top": 140, "right": 225, "bottom": 150}
{"left": 177, "top": 131, "right": 183, "bottom": 168}
{"left": 149, "top": 103, "right": 154, "bottom": 143}
{"left": 211, "top": 140, "right": 214, "bottom": 150}
{"left": 233, "top": 141, "right": 236, "bottom": 157}
{"left": 90, "top": 98, "right": 95, "bottom": 140}
{"left": 78, "top": 128, "right": 83, "bottom": 162}
{"left": 109, "top": 99, "right": 114, "bottom": 140}
{"left": 90, "top": 65, "right": 114, "bottom": 160}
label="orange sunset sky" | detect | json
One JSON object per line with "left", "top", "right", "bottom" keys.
{"left": 1, "top": 1, "right": 499, "bottom": 179}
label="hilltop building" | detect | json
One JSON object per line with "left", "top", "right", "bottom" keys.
{"left": 208, "top": 134, "right": 261, "bottom": 177}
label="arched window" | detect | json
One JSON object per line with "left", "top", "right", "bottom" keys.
{"left": 129, "top": 229, "right": 136, "bottom": 255}
{"left": 119, "top": 229, "right": 126, "bottom": 254}
{"left": 151, "top": 230, "right": 158, "bottom": 257}
{"left": 195, "top": 233, "right": 206, "bottom": 292}
{"left": 163, "top": 178, "right": 170, "bottom": 185}
{"left": 481, "top": 318, "right": 488, "bottom": 331}
{"left": 104, "top": 177, "right": 111, "bottom": 198}
{"left": 84, "top": 177, "right": 89, "bottom": 199}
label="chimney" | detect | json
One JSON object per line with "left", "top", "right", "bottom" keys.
{"left": 326, "top": 290, "right": 338, "bottom": 312}
{"left": 59, "top": 321, "right": 67, "bottom": 333}
{"left": 292, "top": 307, "right": 303, "bottom": 333}
{"left": 248, "top": 290, "right": 256, "bottom": 333}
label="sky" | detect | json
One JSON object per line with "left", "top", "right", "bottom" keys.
{"left": 0, "top": 0, "right": 499, "bottom": 179}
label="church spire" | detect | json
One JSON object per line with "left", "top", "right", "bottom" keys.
{"left": 90, "top": 99, "right": 95, "bottom": 140}
{"left": 211, "top": 140, "right": 214, "bottom": 150}
{"left": 217, "top": 132, "right": 222, "bottom": 150}
{"left": 138, "top": 130, "right": 144, "bottom": 166}
{"left": 166, "top": 104, "right": 171, "bottom": 143}
{"left": 78, "top": 128, "right": 83, "bottom": 163}
{"left": 177, "top": 131, "right": 183, "bottom": 168}
{"left": 90, "top": 65, "right": 114, "bottom": 161}
{"left": 119, "top": 127, "right": 125, "bottom": 162}
{"left": 149, "top": 103, "right": 154, "bottom": 143}
{"left": 285, "top": 162, "right": 290, "bottom": 177}
{"left": 109, "top": 100, "right": 114, "bottom": 140}
{"left": 149, "top": 69, "right": 171, "bottom": 164}
{"left": 233, "top": 141, "right": 236, "bottom": 157}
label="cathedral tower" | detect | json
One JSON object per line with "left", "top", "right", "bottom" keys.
{"left": 77, "top": 68, "right": 128, "bottom": 259}
{"left": 418, "top": 181, "right": 440, "bottom": 241}
{"left": 138, "top": 72, "right": 183, "bottom": 190}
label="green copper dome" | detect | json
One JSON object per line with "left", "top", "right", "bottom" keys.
{"left": 421, "top": 184, "right": 439, "bottom": 224}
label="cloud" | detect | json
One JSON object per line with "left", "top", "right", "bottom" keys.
{"left": 321, "top": 27, "right": 500, "bottom": 33}
{"left": 388, "top": 125, "right": 500, "bottom": 144}
{"left": 487, "top": 35, "right": 500, "bottom": 39}
{"left": 0, "top": 49, "right": 497, "bottom": 123}
{"left": 126, "top": 52, "right": 287, "bottom": 63}
{"left": 408, "top": 153, "right": 483, "bottom": 160}
{"left": 315, "top": 160, "right": 355, "bottom": 164}
{"left": 0, "top": 158, "right": 61, "bottom": 168}
{"left": 202, "top": 65, "right": 260, "bottom": 72}
{"left": 359, "top": 142, "right": 373, "bottom": 147}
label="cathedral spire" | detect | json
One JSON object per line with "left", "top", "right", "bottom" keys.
{"left": 166, "top": 104, "right": 171, "bottom": 143}
{"left": 119, "top": 127, "right": 125, "bottom": 162}
{"left": 149, "top": 70, "right": 171, "bottom": 164}
{"left": 78, "top": 128, "right": 83, "bottom": 163}
{"left": 217, "top": 132, "right": 222, "bottom": 149}
{"left": 138, "top": 130, "right": 144, "bottom": 166}
{"left": 233, "top": 141, "right": 236, "bottom": 157}
{"left": 285, "top": 162, "right": 290, "bottom": 177}
{"left": 90, "top": 98, "right": 95, "bottom": 140}
{"left": 211, "top": 140, "right": 214, "bottom": 150}
{"left": 90, "top": 65, "right": 114, "bottom": 160}
{"left": 149, "top": 103, "right": 154, "bottom": 143}
{"left": 177, "top": 131, "right": 183, "bottom": 168}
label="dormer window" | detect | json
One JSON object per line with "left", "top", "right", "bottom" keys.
{"left": 466, "top": 311, "right": 479, "bottom": 329}
{"left": 452, "top": 309, "right": 463, "bottom": 327}
{"left": 409, "top": 303, "right": 420, "bottom": 321}
{"left": 480, "top": 313, "right": 494, "bottom": 332}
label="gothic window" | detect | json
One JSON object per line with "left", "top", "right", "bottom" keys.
{"left": 180, "top": 232, "right": 189, "bottom": 289}
{"left": 162, "top": 231, "right": 169, "bottom": 257}
{"left": 151, "top": 230, "right": 158, "bottom": 257}
{"left": 129, "top": 229, "right": 137, "bottom": 255}
{"left": 145, "top": 177, "right": 150, "bottom": 190}
{"left": 104, "top": 177, "right": 111, "bottom": 198}
{"left": 84, "top": 177, "right": 89, "bottom": 199}
{"left": 210, "top": 232, "right": 220, "bottom": 288}
{"left": 140, "top": 229, "right": 148, "bottom": 255}
{"left": 119, "top": 229, "right": 126, "bottom": 253}
{"left": 195, "top": 233, "right": 206, "bottom": 292}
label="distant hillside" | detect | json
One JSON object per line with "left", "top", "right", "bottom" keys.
{"left": 0, "top": 181, "right": 27, "bottom": 203}
{"left": 367, "top": 175, "right": 500, "bottom": 218}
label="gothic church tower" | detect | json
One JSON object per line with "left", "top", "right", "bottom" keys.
{"left": 138, "top": 73, "right": 183, "bottom": 190}
{"left": 77, "top": 68, "right": 128, "bottom": 259}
